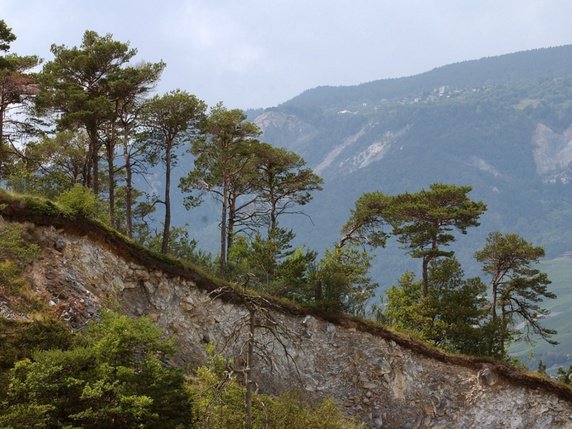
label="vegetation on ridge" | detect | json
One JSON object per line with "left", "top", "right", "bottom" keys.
{"left": 0, "top": 15, "right": 562, "bottom": 360}
{"left": 0, "top": 17, "right": 570, "bottom": 427}
{"left": 0, "top": 312, "right": 363, "bottom": 428}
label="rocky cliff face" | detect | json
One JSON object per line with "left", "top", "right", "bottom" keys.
{"left": 8, "top": 220, "right": 572, "bottom": 429}
{"left": 533, "top": 123, "right": 572, "bottom": 184}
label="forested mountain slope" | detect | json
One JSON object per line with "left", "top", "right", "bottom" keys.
{"left": 251, "top": 45, "right": 572, "bottom": 263}
{"left": 248, "top": 45, "right": 572, "bottom": 369}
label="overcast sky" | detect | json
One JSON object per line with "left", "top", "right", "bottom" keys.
{"left": 2, "top": 0, "right": 572, "bottom": 109}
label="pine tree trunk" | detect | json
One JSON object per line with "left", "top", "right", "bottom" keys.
{"left": 422, "top": 256, "right": 430, "bottom": 297}
{"left": 269, "top": 194, "right": 277, "bottom": 236}
{"left": 0, "top": 108, "right": 5, "bottom": 179}
{"left": 227, "top": 192, "right": 236, "bottom": 261}
{"left": 124, "top": 143, "right": 133, "bottom": 238}
{"left": 491, "top": 284, "right": 498, "bottom": 321}
{"left": 161, "top": 143, "right": 172, "bottom": 254}
{"left": 219, "top": 185, "right": 228, "bottom": 278}
{"left": 92, "top": 142, "right": 100, "bottom": 196}
{"left": 106, "top": 143, "right": 116, "bottom": 228}
{"left": 314, "top": 280, "right": 323, "bottom": 301}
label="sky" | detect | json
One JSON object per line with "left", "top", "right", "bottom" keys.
{"left": 2, "top": 0, "right": 572, "bottom": 109}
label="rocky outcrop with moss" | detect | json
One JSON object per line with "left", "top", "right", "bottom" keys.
{"left": 1, "top": 193, "right": 572, "bottom": 428}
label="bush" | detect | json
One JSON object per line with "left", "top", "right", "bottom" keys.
{"left": 0, "top": 223, "right": 41, "bottom": 267}
{"left": 55, "top": 184, "right": 106, "bottom": 220}
{"left": 0, "top": 311, "right": 193, "bottom": 429}
{"left": 0, "top": 223, "right": 43, "bottom": 312}
{"left": 1, "top": 312, "right": 363, "bottom": 429}
{"left": 22, "top": 196, "right": 63, "bottom": 219}
{"left": 188, "top": 345, "right": 364, "bottom": 428}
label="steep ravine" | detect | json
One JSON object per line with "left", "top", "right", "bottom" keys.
{"left": 3, "top": 215, "right": 572, "bottom": 428}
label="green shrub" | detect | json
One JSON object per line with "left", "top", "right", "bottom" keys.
{"left": 188, "top": 345, "right": 364, "bottom": 428}
{"left": 269, "top": 394, "right": 364, "bottom": 429}
{"left": 0, "top": 223, "right": 43, "bottom": 312}
{"left": 55, "top": 184, "right": 106, "bottom": 220}
{"left": 0, "top": 223, "right": 41, "bottom": 267}
{"left": 0, "top": 311, "right": 193, "bottom": 429}
{"left": 0, "top": 260, "right": 25, "bottom": 295}
{"left": 22, "top": 196, "right": 63, "bottom": 219}
{"left": 1, "top": 311, "right": 362, "bottom": 429}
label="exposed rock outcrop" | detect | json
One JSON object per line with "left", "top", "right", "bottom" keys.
{"left": 533, "top": 123, "right": 572, "bottom": 184}
{"left": 6, "top": 220, "right": 572, "bottom": 428}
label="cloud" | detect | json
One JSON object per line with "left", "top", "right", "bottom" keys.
{"left": 3, "top": 0, "right": 572, "bottom": 108}
{"left": 164, "top": 2, "right": 264, "bottom": 74}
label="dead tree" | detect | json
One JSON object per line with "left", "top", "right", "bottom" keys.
{"left": 209, "top": 283, "right": 303, "bottom": 429}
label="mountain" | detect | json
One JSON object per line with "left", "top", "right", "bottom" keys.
{"left": 158, "top": 46, "right": 572, "bottom": 369}
{"left": 246, "top": 45, "right": 572, "bottom": 368}
{"left": 247, "top": 45, "right": 572, "bottom": 262}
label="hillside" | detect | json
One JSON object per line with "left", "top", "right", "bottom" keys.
{"left": 284, "top": 45, "right": 572, "bottom": 111}
{"left": 1, "top": 193, "right": 571, "bottom": 428}
{"left": 246, "top": 45, "right": 572, "bottom": 370}
{"left": 253, "top": 46, "right": 572, "bottom": 252}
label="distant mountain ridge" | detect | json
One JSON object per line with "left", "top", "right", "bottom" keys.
{"left": 282, "top": 45, "right": 572, "bottom": 111}
{"left": 245, "top": 44, "right": 572, "bottom": 370}
{"left": 250, "top": 45, "right": 572, "bottom": 255}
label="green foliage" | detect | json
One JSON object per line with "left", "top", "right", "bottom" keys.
{"left": 181, "top": 102, "right": 261, "bottom": 275}
{"left": 0, "top": 20, "right": 41, "bottom": 178}
{"left": 340, "top": 191, "right": 392, "bottom": 248}
{"left": 382, "top": 231, "right": 557, "bottom": 359}
{"left": 113, "top": 186, "right": 156, "bottom": 239}
{"left": 7, "top": 131, "right": 90, "bottom": 198}
{"left": 0, "top": 318, "right": 72, "bottom": 375}
{"left": 1, "top": 313, "right": 361, "bottom": 429}
{"left": 388, "top": 183, "right": 486, "bottom": 254}
{"left": 37, "top": 30, "right": 136, "bottom": 129}
{"left": 342, "top": 184, "right": 486, "bottom": 297}
{"left": 381, "top": 271, "right": 425, "bottom": 330}
{"left": 141, "top": 90, "right": 206, "bottom": 149}
{"left": 141, "top": 89, "right": 207, "bottom": 254}
{"left": 0, "top": 19, "right": 16, "bottom": 52}
{"left": 0, "top": 222, "right": 43, "bottom": 312}
{"left": 556, "top": 365, "right": 572, "bottom": 385}
{"left": 252, "top": 143, "right": 323, "bottom": 233}
{"left": 140, "top": 226, "right": 214, "bottom": 271}
{"left": 312, "top": 244, "right": 377, "bottom": 316}
{"left": 383, "top": 258, "right": 490, "bottom": 355}
{"left": 7, "top": 167, "right": 68, "bottom": 200}
{"left": 188, "top": 345, "right": 363, "bottom": 429}
{"left": 182, "top": 109, "right": 322, "bottom": 281}
{"left": 510, "top": 257, "right": 572, "bottom": 371}
{"left": 227, "top": 228, "right": 316, "bottom": 300}
{"left": 0, "top": 222, "right": 40, "bottom": 267}
{"left": 0, "top": 260, "right": 29, "bottom": 303}
{"left": 21, "top": 195, "right": 62, "bottom": 219}
{"left": 387, "top": 183, "right": 486, "bottom": 295}
{"left": 266, "top": 394, "right": 363, "bottom": 429}
{"left": 55, "top": 184, "right": 107, "bottom": 220}
{"left": 425, "top": 258, "right": 490, "bottom": 354}
{"left": 476, "top": 232, "right": 557, "bottom": 353}
{"left": 273, "top": 244, "right": 317, "bottom": 301}
{"left": 187, "top": 348, "right": 246, "bottom": 429}
{"left": 0, "top": 311, "right": 192, "bottom": 429}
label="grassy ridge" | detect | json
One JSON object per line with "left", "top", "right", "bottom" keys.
{"left": 1, "top": 189, "right": 572, "bottom": 402}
